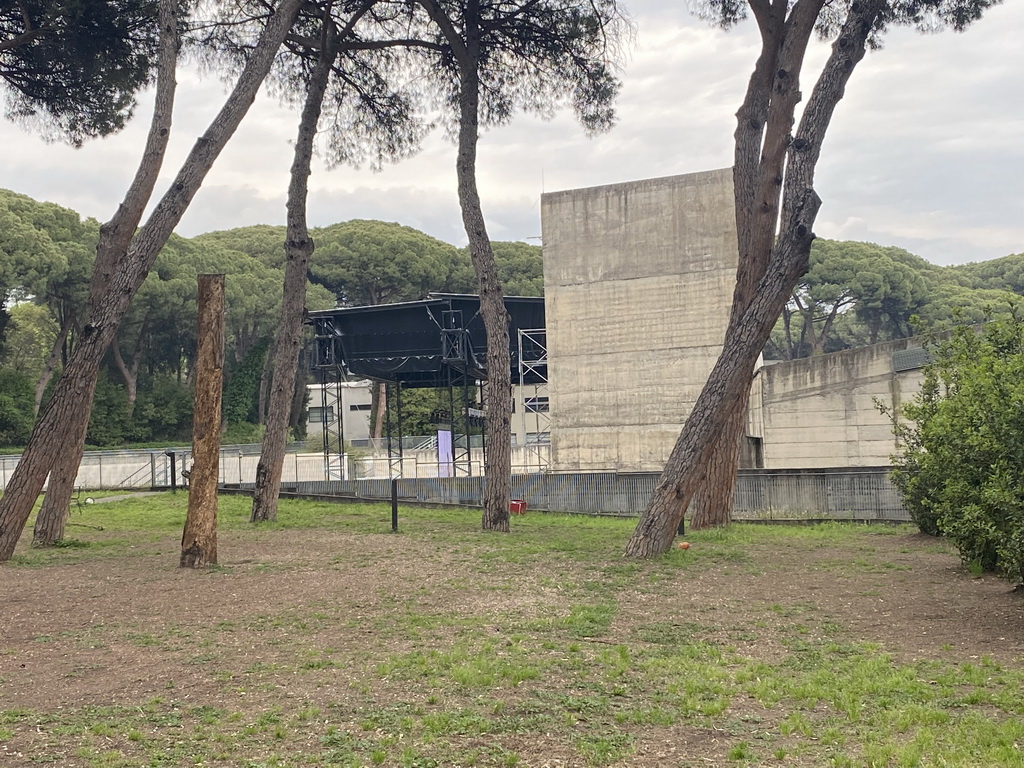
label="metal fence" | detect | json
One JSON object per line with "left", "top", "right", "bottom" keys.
{"left": 0, "top": 444, "right": 323, "bottom": 491}
{"left": 0, "top": 445, "right": 909, "bottom": 522}
{"left": 262, "top": 467, "right": 911, "bottom": 522}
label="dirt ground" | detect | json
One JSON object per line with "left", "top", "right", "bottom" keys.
{"left": 2, "top": 519, "right": 1023, "bottom": 767}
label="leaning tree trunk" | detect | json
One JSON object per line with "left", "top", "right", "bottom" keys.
{"left": 625, "top": 0, "right": 880, "bottom": 556}
{"left": 252, "top": 24, "right": 336, "bottom": 523}
{"left": 456, "top": 57, "right": 511, "bottom": 532}
{"left": 0, "top": 0, "right": 306, "bottom": 561}
{"left": 654, "top": 0, "right": 829, "bottom": 535}
{"left": 686, "top": 378, "right": 752, "bottom": 530}
{"left": 31, "top": 0, "right": 180, "bottom": 547}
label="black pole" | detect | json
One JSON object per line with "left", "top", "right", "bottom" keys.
{"left": 166, "top": 451, "right": 177, "bottom": 493}
{"left": 391, "top": 478, "right": 399, "bottom": 532}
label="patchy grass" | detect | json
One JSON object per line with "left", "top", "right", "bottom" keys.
{"left": 1, "top": 493, "right": 1022, "bottom": 767}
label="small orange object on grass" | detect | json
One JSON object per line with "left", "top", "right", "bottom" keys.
{"left": 678, "top": 541, "right": 690, "bottom": 550}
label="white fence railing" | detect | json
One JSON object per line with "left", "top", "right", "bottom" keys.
{"left": 0, "top": 442, "right": 552, "bottom": 490}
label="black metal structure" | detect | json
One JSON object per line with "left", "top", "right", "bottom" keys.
{"left": 310, "top": 294, "right": 546, "bottom": 478}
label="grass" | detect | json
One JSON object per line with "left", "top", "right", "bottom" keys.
{"left": 2, "top": 493, "right": 1021, "bottom": 767}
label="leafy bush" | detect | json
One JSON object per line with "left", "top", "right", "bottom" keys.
{"left": 0, "top": 369, "right": 35, "bottom": 446}
{"left": 223, "top": 338, "right": 269, "bottom": 426}
{"left": 889, "top": 315, "right": 1024, "bottom": 583}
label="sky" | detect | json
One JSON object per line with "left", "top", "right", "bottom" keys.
{"left": 0, "top": 0, "right": 1021, "bottom": 267}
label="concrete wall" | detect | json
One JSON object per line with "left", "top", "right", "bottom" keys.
{"left": 541, "top": 169, "right": 739, "bottom": 471}
{"left": 756, "top": 338, "right": 926, "bottom": 468}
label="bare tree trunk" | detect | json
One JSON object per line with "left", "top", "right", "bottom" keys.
{"left": 257, "top": 341, "right": 273, "bottom": 424}
{"left": 33, "top": 315, "right": 72, "bottom": 414}
{"left": 414, "top": 0, "right": 511, "bottom": 531}
{"left": 111, "top": 332, "right": 144, "bottom": 417}
{"left": 30, "top": 0, "right": 180, "bottom": 548}
{"left": 252, "top": 22, "right": 336, "bottom": 523}
{"left": 181, "top": 274, "right": 224, "bottom": 567}
{"left": 812, "top": 300, "right": 844, "bottom": 355}
{"left": 289, "top": 347, "right": 309, "bottom": 432}
{"left": 0, "top": 0, "right": 305, "bottom": 561}
{"left": 625, "top": 0, "right": 880, "bottom": 556}
{"left": 686, "top": 379, "right": 751, "bottom": 530}
{"left": 372, "top": 381, "right": 386, "bottom": 439}
{"left": 456, "top": 41, "right": 510, "bottom": 532}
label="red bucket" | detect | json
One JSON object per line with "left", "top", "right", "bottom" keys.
{"left": 509, "top": 499, "right": 527, "bottom": 515}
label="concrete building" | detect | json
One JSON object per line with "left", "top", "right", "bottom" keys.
{"left": 753, "top": 339, "right": 928, "bottom": 468}
{"left": 541, "top": 168, "right": 739, "bottom": 471}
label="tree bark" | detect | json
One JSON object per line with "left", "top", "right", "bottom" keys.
{"left": 181, "top": 274, "right": 224, "bottom": 567}
{"left": 252, "top": 21, "right": 336, "bottom": 523}
{"left": 625, "top": 0, "right": 881, "bottom": 556}
{"left": 686, "top": 378, "right": 752, "bottom": 530}
{"left": 455, "top": 12, "right": 511, "bottom": 532}
{"left": 289, "top": 347, "right": 309, "bottom": 433}
{"left": 371, "top": 381, "right": 386, "bottom": 439}
{"left": 672, "top": 0, "right": 822, "bottom": 535}
{"left": 257, "top": 340, "right": 273, "bottom": 424}
{"left": 413, "top": 0, "right": 511, "bottom": 531}
{"left": 30, "top": 0, "right": 180, "bottom": 548}
{"left": 0, "top": 0, "right": 305, "bottom": 561}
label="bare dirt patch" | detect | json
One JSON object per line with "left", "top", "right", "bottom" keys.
{"left": 2, "top": 512, "right": 1023, "bottom": 767}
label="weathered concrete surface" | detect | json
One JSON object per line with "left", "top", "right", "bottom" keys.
{"left": 755, "top": 338, "right": 926, "bottom": 468}
{"left": 541, "top": 169, "right": 739, "bottom": 471}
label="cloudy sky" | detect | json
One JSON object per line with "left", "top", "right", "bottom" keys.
{"left": 1, "top": 0, "right": 1021, "bottom": 266}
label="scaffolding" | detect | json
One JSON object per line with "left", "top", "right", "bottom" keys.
{"left": 310, "top": 294, "right": 545, "bottom": 481}
{"left": 518, "top": 328, "right": 550, "bottom": 470}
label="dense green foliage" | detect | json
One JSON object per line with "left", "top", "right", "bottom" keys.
{"left": 889, "top": 315, "right": 1024, "bottom": 583}
{"left": 307, "top": 219, "right": 544, "bottom": 307}
{"left": 0, "top": 0, "right": 160, "bottom": 144}
{"left": 0, "top": 191, "right": 542, "bottom": 448}
{"left": 0, "top": 369, "right": 34, "bottom": 444}
{"left": 768, "top": 239, "right": 1024, "bottom": 360}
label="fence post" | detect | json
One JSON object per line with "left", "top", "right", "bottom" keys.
{"left": 391, "top": 478, "right": 399, "bottom": 532}
{"left": 98, "top": 454, "right": 103, "bottom": 489}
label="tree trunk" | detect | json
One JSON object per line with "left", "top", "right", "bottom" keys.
{"left": 289, "top": 347, "right": 308, "bottom": 432}
{"left": 181, "top": 275, "right": 224, "bottom": 567}
{"left": 625, "top": 0, "right": 881, "bottom": 557}
{"left": 813, "top": 299, "right": 845, "bottom": 355}
{"left": 371, "top": 381, "right": 386, "bottom": 439}
{"left": 111, "top": 332, "right": 143, "bottom": 417}
{"left": 686, "top": 378, "right": 752, "bottom": 530}
{"left": 33, "top": 314, "right": 72, "bottom": 414}
{"left": 454, "top": 37, "right": 511, "bottom": 532}
{"left": 0, "top": 0, "right": 305, "bottom": 561}
{"left": 252, "top": 23, "right": 335, "bottom": 523}
{"left": 30, "top": 0, "right": 180, "bottom": 548}
{"left": 257, "top": 340, "right": 273, "bottom": 424}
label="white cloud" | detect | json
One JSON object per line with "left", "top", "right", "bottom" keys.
{"left": 0, "top": 0, "right": 1020, "bottom": 265}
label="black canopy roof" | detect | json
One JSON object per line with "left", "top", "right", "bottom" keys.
{"left": 309, "top": 293, "right": 545, "bottom": 387}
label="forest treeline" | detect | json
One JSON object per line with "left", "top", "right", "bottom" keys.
{"left": 0, "top": 189, "right": 542, "bottom": 447}
{"left": 2, "top": 187, "right": 1021, "bottom": 448}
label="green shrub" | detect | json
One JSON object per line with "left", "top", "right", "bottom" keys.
{"left": 888, "top": 314, "right": 1024, "bottom": 583}
{"left": 0, "top": 369, "right": 34, "bottom": 446}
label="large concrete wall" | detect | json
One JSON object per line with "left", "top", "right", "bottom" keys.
{"left": 541, "top": 169, "right": 738, "bottom": 471}
{"left": 755, "top": 338, "right": 926, "bottom": 468}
